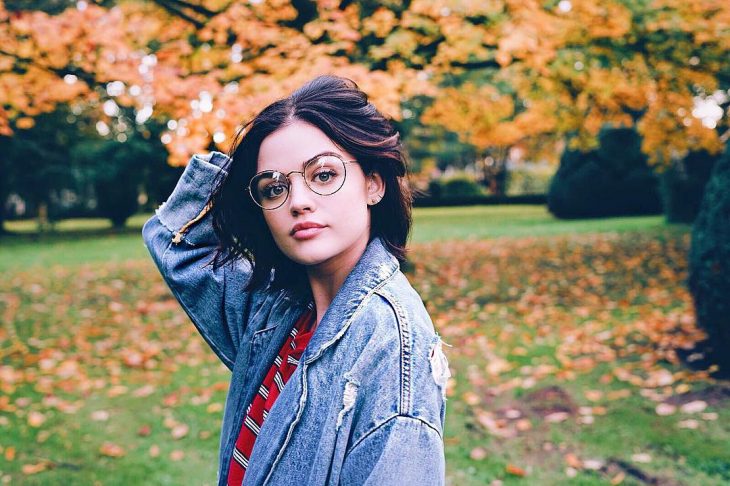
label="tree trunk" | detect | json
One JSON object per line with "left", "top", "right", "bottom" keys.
{"left": 37, "top": 202, "right": 51, "bottom": 232}
{"left": 480, "top": 147, "right": 509, "bottom": 196}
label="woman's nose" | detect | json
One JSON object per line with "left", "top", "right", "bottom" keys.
{"left": 287, "top": 174, "right": 316, "bottom": 214}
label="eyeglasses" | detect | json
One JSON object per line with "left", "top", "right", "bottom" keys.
{"left": 248, "top": 152, "right": 357, "bottom": 210}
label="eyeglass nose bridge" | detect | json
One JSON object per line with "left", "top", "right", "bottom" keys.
{"left": 258, "top": 169, "right": 310, "bottom": 209}
{"left": 282, "top": 169, "right": 307, "bottom": 185}
{"left": 281, "top": 170, "right": 309, "bottom": 198}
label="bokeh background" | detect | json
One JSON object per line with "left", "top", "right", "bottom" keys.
{"left": 1, "top": 0, "right": 729, "bottom": 484}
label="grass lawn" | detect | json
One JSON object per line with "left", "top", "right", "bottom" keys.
{"left": 0, "top": 206, "right": 684, "bottom": 272}
{"left": 2, "top": 206, "right": 728, "bottom": 485}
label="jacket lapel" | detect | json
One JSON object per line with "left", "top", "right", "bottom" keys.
{"left": 301, "top": 237, "right": 399, "bottom": 364}
{"left": 238, "top": 238, "right": 400, "bottom": 485}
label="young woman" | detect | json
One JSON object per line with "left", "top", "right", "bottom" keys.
{"left": 143, "top": 75, "right": 450, "bottom": 485}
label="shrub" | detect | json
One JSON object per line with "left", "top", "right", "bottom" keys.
{"left": 688, "top": 144, "right": 730, "bottom": 370}
{"left": 547, "top": 127, "right": 662, "bottom": 219}
{"left": 507, "top": 163, "right": 553, "bottom": 195}
{"left": 76, "top": 140, "right": 146, "bottom": 228}
{"left": 660, "top": 150, "right": 718, "bottom": 223}
{"left": 428, "top": 175, "right": 484, "bottom": 199}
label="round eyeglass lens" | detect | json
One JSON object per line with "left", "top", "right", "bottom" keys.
{"left": 251, "top": 171, "right": 289, "bottom": 209}
{"left": 304, "top": 154, "right": 347, "bottom": 196}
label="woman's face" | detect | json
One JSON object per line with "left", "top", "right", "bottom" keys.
{"left": 256, "top": 120, "right": 384, "bottom": 269}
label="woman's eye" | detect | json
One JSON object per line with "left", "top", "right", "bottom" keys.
{"left": 262, "top": 184, "right": 287, "bottom": 199}
{"left": 313, "top": 170, "right": 335, "bottom": 183}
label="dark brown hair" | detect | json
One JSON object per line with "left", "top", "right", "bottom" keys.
{"left": 208, "top": 75, "right": 412, "bottom": 293}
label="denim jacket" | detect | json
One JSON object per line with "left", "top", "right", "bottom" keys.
{"left": 142, "top": 152, "right": 450, "bottom": 485}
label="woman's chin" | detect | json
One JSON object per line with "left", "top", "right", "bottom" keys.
{"left": 282, "top": 248, "right": 331, "bottom": 267}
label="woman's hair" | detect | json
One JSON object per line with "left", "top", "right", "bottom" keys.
{"left": 208, "top": 75, "right": 412, "bottom": 293}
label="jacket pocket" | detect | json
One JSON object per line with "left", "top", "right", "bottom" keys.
{"left": 244, "top": 325, "right": 279, "bottom": 383}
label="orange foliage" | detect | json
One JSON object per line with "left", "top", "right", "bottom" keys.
{"left": 0, "top": 0, "right": 727, "bottom": 167}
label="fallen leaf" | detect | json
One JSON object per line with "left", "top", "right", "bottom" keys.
{"left": 91, "top": 410, "right": 110, "bottom": 421}
{"left": 4, "top": 447, "right": 16, "bottom": 461}
{"left": 171, "top": 423, "right": 189, "bottom": 439}
{"left": 607, "top": 389, "right": 631, "bottom": 400}
{"left": 22, "top": 462, "right": 49, "bottom": 475}
{"left": 206, "top": 402, "right": 223, "bottom": 413}
{"left": 631, "top": 453, "right": 652, "bottom": 463}
{"left": 655, "top": 403, "right": 676, "bottom": 416}
{"left": 133, "top": 384, "right": 156, "bottom": 397}
{"left": 677, "top": 419, "right": 699, "bottom": 429}
{"left": 170, "top": 450, "right": 185, "bottom": 461}
{"left": 462, "top": 391, "right": 480, "bottom": 406}
{"left": 107, "top": 385, "right": 128, "bottom": 397}
{"left": 611, "top": 471, "right": 626, "bottom": 484}
{"left": 505, "top": 464, "right": 527, "bottom": 477}
{"left": 27, "top": 411, "right": 46, "bottom": 427}
{"left": 515, "top": 418, "right": 532, "bottom": 431}
{"left": 564, "top": 453, "right": 582, "bottom": 468}
{"left": 680, "top": 400, "right": 707, "bottom": 414}
{"left": 99, "top": 442, "right": 125, "bottom": 458}
{"left": 645, "top": 369, "right": 674, "bottom": 387}
{"left": 584, "top": 459, "right": 605, "bottom": 470}
{"left": 578, "top": 406, "right": 593, "bottom": 416}
{"left": 470, "top": 447, "right": 487, "bottom": 460}
{"left": 504, "top": 409, "right": 521, "bottom": 419}
{"left": 545, "top": 412, "right": 570, "bottom": 423}
{"left": 163, "top": 393, "right": 180, "bottom": 407}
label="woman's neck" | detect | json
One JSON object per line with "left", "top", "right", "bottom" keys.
{"left": 306, "top": 237, "right": 369, "bottom": 326}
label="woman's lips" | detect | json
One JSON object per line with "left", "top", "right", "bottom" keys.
{"left": 291, "top": 226, "right": 326, "bottom": 240}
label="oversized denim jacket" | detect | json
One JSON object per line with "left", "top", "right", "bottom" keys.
{"left": 142, "top": 151, "right": 450, "bottom": 485}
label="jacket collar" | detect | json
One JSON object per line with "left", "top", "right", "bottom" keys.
{"left": 300, "top": 237, "right": 400, "bottom": 363}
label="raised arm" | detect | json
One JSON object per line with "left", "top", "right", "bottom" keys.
{"left": 142, "top": 151, "right": 252, "bottom": 370}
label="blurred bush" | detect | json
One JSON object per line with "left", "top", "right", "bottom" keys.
{"left": 689, "top": 144, "right": 730, "bottom": 371}
{"left": 506, "top": 164, "right": 553, "bottom": 195}
{"left": 660, "top": 150, "right": 718, "bottom": 224}
{"left": 547, "top": 127, "right": 662, "bottom": 219}
{"left": 428, "top": 175, "right": 485, "bottom": 199}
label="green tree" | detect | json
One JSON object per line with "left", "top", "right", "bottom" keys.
{"left": 661, "top": 150, "right": 719, "bottom": 224}
{"left": 547, "top": 127, "right": 662, "bottom": 218}
{"left": 0, "top": 107, "right": 84, "bottom": 231}
{"left": 688, "top": 144, "right": 730, "bottom": 371}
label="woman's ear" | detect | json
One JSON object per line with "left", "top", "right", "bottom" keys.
{"left": 366, "top": 172, "right": 385, "bottom": 206}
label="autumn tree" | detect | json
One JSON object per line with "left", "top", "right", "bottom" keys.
{"left": 0, "top": 0, "right": 727, "bottom": 175}
{"left": 419, "top": 0, "right": 729, "bottom": 171}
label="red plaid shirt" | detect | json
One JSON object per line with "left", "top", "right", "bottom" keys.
{"left": 227, "top": 308, "right": 316, "bottom": 485}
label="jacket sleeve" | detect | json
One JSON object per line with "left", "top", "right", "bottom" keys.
{"left": 142, "top": 151, "right": 252, "bottom": 370}
{"left": 339, "top": 415, "right": 445, "bottom": 485}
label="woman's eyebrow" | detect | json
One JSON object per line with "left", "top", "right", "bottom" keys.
{"left": 263, "top": 151, "right": 339, "bottom": 173}
{"left": 301, "top": 151, "right": 339, "bottom": 166}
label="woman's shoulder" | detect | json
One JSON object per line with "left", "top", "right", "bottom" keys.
{"left": 342, "top": 271, "right": 447, "bottom": 436}
{"left": 342, "top": 269, "right": 438, "bottom": 368}
{"left": 371, "top": 270, "right": 435, "bottom": 337}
